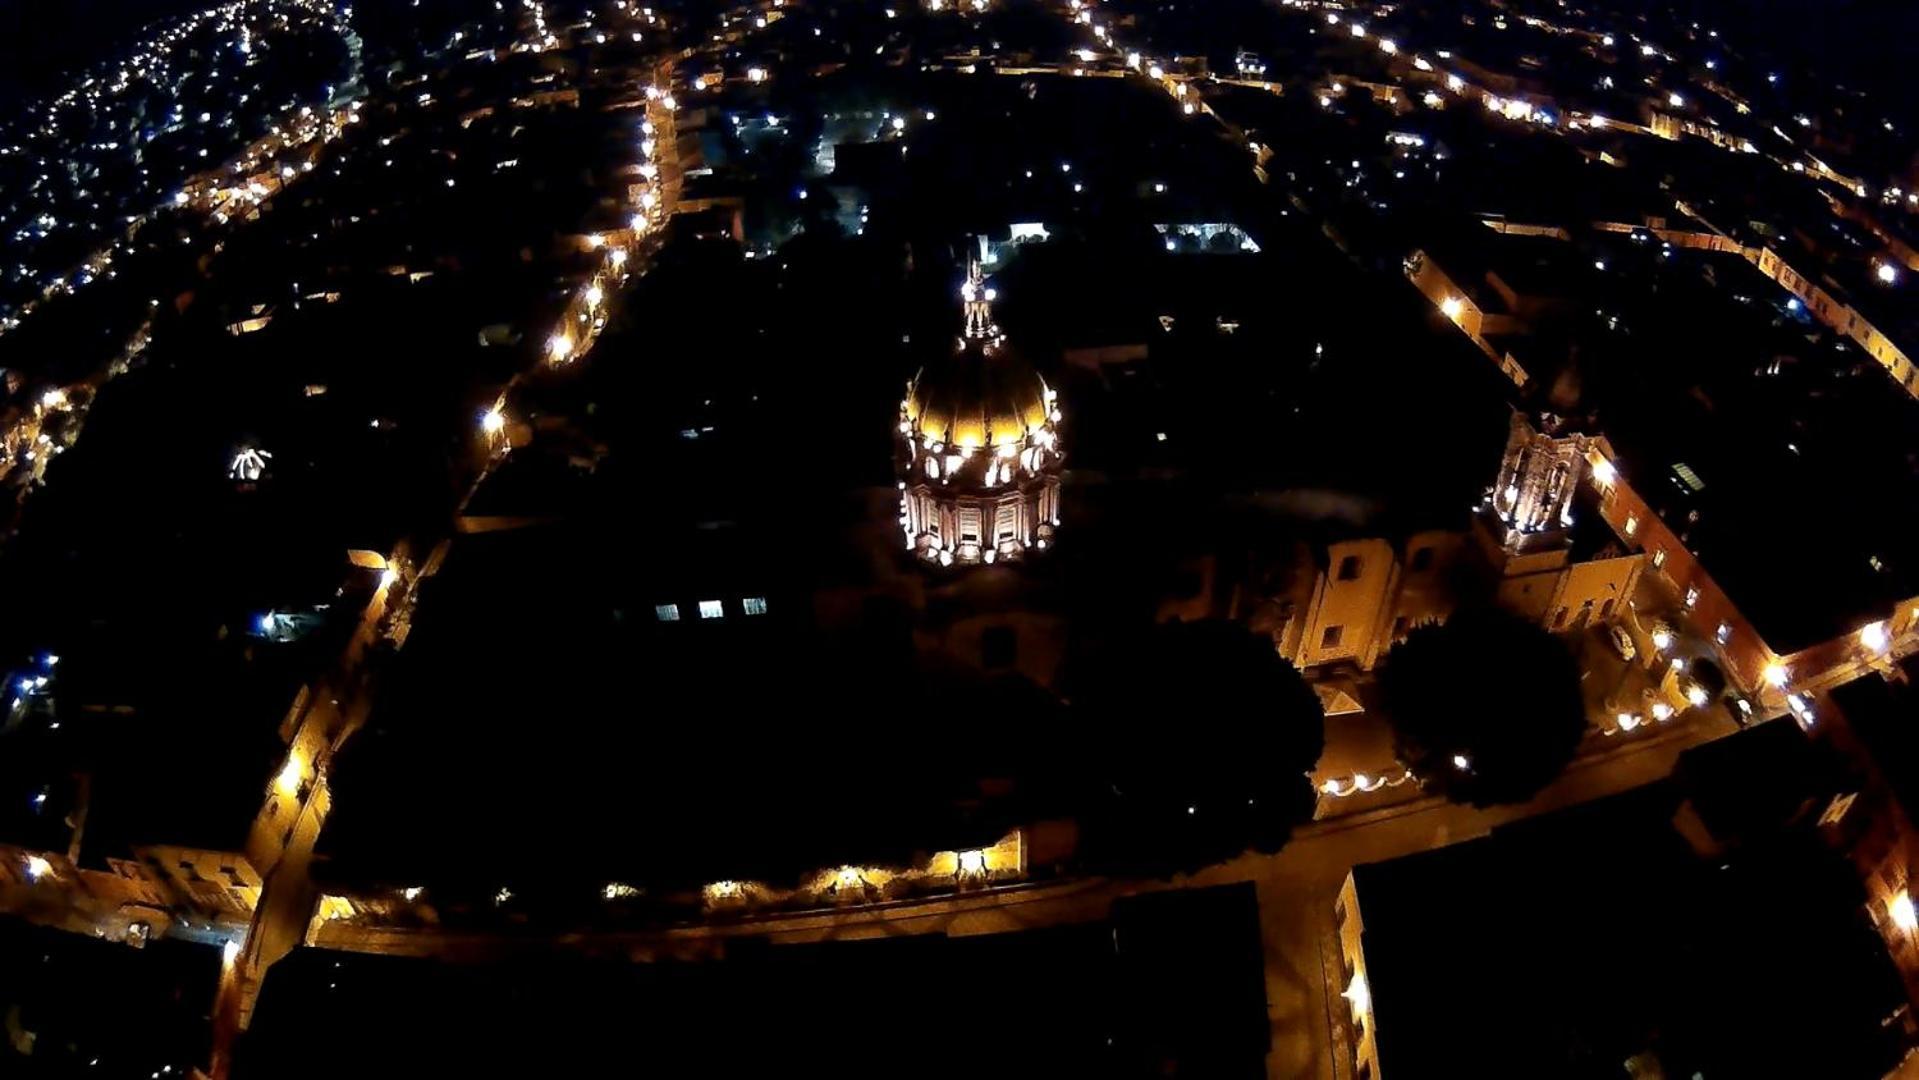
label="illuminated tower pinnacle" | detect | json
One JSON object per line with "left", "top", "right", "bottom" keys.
{"left": 960, "top": 258, "right": 999, "bottom": 340}
{"left": 1482, "top": 411, "right": 1595, "bottom": 554}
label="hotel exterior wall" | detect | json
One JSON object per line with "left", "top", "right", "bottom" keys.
{"left": 1386, "top": 530, "right": 1464, "bottom": 643}
{"left": 1585, "top": 452, "right": 1773, "bottom": 691}
{"left": 1295, "top": 539, "right": 1401, "bottom": 671}
{"left": 1334, "top": 873, "right": 1381, "bottom": 1080}
{"left": 1406, "top": 249, "right": 1530, "bottom": 387}
{"left": 1813, "top": 699, "right": 1919, "bottom": 1009}
{"left": 1540, "top": 553, "right": 1643, "bottom": 631}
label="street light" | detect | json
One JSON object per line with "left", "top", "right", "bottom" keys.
{"left": 1764, "top": 662, "right": 1789, "bottom": 688}
{"left": 480, "top": 408, "right": 506, "bottom": 435}
{"left": 24, "top": 855, "right": 51, "bottom": 882}
{"left": 274, "top": 757, "right": 303, "bottom": 798}
{"left": 1892, "top": 890, "right": 1918, "bottom": 933}
{"left": 1440, "top": 296, "right": 1464, "bottom": 320}
{"left": 1862, "top": 621, "right": 1890, "bottom": 652}
{"left": 1342, "top": 972, "right": 1371, "bottom": 1017}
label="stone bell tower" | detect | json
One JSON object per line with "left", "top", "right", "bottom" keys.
{"left": 1479, "top": 411, "right": 1594, "bottom": 560}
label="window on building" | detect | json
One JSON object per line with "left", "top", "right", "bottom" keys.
{"left": 981, "top": 625, "right": 1017, "bottom": 669}
{"left": 1819, "top": 791, "right": 1858, "bottom": 826}
{"left": 1337, "top": 555, "right": 1362, "bottom": 581}
{"left": 1322, "top": 624, "right": 1344, "bottom": 649}
{"left": 742, "top": 596, "right": 768, "bottom": 616}
{"left": 995, "top": 502, "right": 1019, "bottom": 541}
{"left": 1716, "top": 621, "right": 1731, "bottom": 644}
{"left": 1651, "top": 548, "right": 1667, "bottom": 570}
{"left": 1408, "top": 546, "right": 1434, "bottom": 573}
{"left": 698, "top": 600, "right": 724, "bottom": 620}
{"left": 654, "top": 603, "right": 680, "bottom": 622}
{"left": 1624, "top": 514, "right": 1639, "bottom": 537}
{"left": 1684, "top": 586, "right": 1700, "bottom": 609}
{"left": 960, "top": 507, "right": 981, "bottom": 543}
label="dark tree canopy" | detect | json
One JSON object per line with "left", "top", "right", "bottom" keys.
{"left": 1381, "top": 606, "right": 1586, "bottom": 806}
{"left": 1067, "top": 620, "right": 1325, "bottom": 875}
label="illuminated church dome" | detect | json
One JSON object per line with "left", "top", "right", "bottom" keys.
{"left": 898, "top": 261, "right": 1063, "bottom": 566}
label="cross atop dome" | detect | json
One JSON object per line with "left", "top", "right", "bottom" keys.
{"left": 960, "top": 258, "right": 999, "bottom": 340}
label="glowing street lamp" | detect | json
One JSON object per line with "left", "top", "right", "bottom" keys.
{"left": 1764, "top": 662, "right": 1789, "bottom": 689}
{"left": 1651, "top": 628, "right": 1673, "bottom": 652}
{"left": 481, "top": 408, "right": 506, "bottom": 436}
{"left": 1862, "top": 620, "right": 1890, "bottom": 653}
{"left": 24, "top": 855, "right": 51, "bottom": 882}
{"left": 548, "top": 333, "right": 573, "bottom": 361}
{"left": 1342, "top": 972, "right": 1371, "bottom": 1017}
{"left": 274, "top": 757, "right": 304, "bottom": 798}
{"left": 1878, "top": 263, "right": 1900, "bottom": 285}
{"left": 1440, "top": 296, "right": 1465, "bottom": 320}
{"left": 1891, "top": 890, "right": 1918, "bottom": 933}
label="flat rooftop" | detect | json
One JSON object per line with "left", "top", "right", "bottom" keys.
{"left": 1353, "top": 762, "right": 1904, "bottom": 1080}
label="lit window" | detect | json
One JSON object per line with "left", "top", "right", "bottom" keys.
{"left": 1685, "top": 587, "right": 1700, "bottom": 609}
{"left": 1716, "top": 622, "right": 1731, "bottom": 644}
{"left": 743, "top": 596, "right": 768, "bottom": 616}
{"left": 698, "top": 600, "right": 724, "bottom": 619}
{"left": 1651, "top": 549, "right": 1667, "bottom": 570}
{"left": 1623, "top": 514, "right": 1639, "bottom": 537}
{"left": 654, "top": 604, "right": 680, "bottom": 622}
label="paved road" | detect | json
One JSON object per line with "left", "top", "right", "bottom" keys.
{"left": 300, "top": 708, "right": 1721, "bottom": 1080}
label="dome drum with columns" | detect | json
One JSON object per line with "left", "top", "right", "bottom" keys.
{"left": 897, "top": 261, "right": 1063, "bottom": 566}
